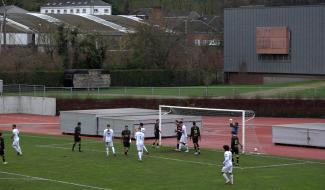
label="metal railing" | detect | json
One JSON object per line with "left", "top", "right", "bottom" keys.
{"left": 1, "top": 84, "right": 324, "bottom": 99}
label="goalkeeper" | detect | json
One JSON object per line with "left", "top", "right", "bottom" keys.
{"left": 230, "top": 132, "right": 242, "bottom": 166}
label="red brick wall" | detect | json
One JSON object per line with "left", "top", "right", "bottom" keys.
{"left": 229, "top": 73, "right": 263, "bottom": 84}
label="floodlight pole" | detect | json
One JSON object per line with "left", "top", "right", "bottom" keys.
{"left": 242, "top": 110, "right": 246, "bottom": 153}
{"left": 1, "top": 0, "right": 7, "bottom": 50}
{"left": 158, "top": 105, "right": 162, "bottom": 146}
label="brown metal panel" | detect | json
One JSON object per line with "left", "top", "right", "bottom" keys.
{"left": 256, "top": 27, "right": 289, "bottom": 54}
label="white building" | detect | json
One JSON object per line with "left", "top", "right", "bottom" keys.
{"left": 40, "top": 0, "right": 112, "bottom": 15}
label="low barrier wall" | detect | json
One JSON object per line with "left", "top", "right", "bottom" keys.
{"left": 0, "top": 96, "right": 56, "bottom": 116}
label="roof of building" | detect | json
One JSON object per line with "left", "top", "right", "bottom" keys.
{"left": 4, "top": 13, "right": 142, "bottom": 35}
{"left": 41, "top": 0, "right": 111, "bottom": 7}
{"left": 0, "top": 5, "right": 29, "bottom": 14}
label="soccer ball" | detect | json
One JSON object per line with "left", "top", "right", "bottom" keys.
{"left": 254, "top": 147, "right": 258, "bottom": 152}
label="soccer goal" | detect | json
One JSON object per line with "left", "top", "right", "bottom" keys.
{"left": 158, "top": 105, "right": 255, "bottom": 153}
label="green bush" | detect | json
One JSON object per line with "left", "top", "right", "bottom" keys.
{"left": 0, "top": 72, "right": 64, "bottom": 86}
{"left": 109, "top": 69, "right": 216, "bottom": 86}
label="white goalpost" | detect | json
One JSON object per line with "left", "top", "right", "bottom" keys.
{"left": 158, "top": 105, "right": 255, "bottom": 153}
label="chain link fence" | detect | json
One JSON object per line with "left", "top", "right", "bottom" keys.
{"left": 1, "top": 84, "right": 324, "bottom": 99}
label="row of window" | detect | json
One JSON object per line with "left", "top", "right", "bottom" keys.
{"left": 46, "top": 1, "right": 90, "bottom": 6}
{"left": 194, "top": 39, "right": 223, "bottom": 47}
{"left": 44, "top": 8, "right": 109, "bottom": 14}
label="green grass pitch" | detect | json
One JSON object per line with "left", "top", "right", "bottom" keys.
{"left": 0, "top": 132, "right": 325, "bottom": 190}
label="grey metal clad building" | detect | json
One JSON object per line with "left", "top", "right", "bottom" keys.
{"left": 224, "top": 5, "right": 325, "bottom": 84}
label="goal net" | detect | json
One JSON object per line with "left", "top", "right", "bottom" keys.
{"left": 159, "top": 105, "right": 259, "bottom": 153}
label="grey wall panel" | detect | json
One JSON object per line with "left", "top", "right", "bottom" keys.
{"left": 225, "top": 5, "right": 325, "bottom": 75}
{"left": 98, "top": 115, "right": 202, "bottom": 138}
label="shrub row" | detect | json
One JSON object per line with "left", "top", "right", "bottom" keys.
{"left": 57, "top": 98, "right": 325, "bottom": 118}
{"left": 0, "top": 72, "right": 64, "bottom": 86}
{"left": 109, "top": 70, "right": 216, "bottom": 86}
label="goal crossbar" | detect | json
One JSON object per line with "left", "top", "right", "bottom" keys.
{"left": 159, "top": 105, "right": 251, "bottom": 153}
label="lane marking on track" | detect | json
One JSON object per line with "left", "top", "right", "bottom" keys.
{"left": 0, "top": 123, "right": 59, "bottom": 126}
{"left": 0, "top": 171, "right": 112, "bottom": 190}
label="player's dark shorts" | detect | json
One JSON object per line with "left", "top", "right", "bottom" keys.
{"left": 177, "top": 133, "right": 182, "bottom": 140}
{"left": 0, "top": 149, "right": 4, "bottom": 156}
{"left": 154, "top": 132, "right": 159, "bottom": 139}
{"left": 192, "top": 137, "right": 199, "bottom": 144}
{"left": 231, "top": 147, "right": 239, "bottom": 154}
{"left": 123, "top": 141, "right": 130, "bottom": 148}
{"left": 74, "top": 135, "right": 81, "bottom": 142}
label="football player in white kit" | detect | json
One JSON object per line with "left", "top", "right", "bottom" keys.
{"left": 103, "top": 124, "right": 116, "bottom": 157}
{"left": 221, "top": 145, "right": 233, "bottom": 185}
{"left": 11, "top": 124, "right": 22, "bottom": 156}
{"left": 139, "top": 123, "right": 149, "bottom": 154}
{"left": 135, "top": 127, "right": 145, "bottom": 161}
{"left": 178, "top": 121, "right": 189, "bottom": 152}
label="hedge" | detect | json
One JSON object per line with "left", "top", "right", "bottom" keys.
{"left": 57, "top": 98, "right": 325, "bottom": 118}
{"left": 0, "top": 72, "right": 64, "bottom": 86}
{"left": 109, "top": 70, "right": 216, "bottom": 86}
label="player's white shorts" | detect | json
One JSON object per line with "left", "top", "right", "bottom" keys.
{"left": 105, "top": 141, "right": 114, "bottom": 147}
{"left": 180, "top": 135, "right": 187, "bottom": 144}
{"left": 12, "top": 140, "right": 20, "bottom": 147}
{"left": 137, "top": 144, "right": 144, "bottom": 152}
{"left": 221, "top": 164, "right": 233, "bottom": 173}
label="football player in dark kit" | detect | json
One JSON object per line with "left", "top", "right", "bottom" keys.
{"left": 0, "top": 132, "right": 7, "bottom": 164}
{"left": 174, "top": 120, "right": 182, "bottom": 151}
{"left": 231, "top": 132, "right": 242, "bottom": 166}
{"left": 121, "top": 125, "right": 131, "bottom": 155}
{"left": 190, "top": 122, "right": 201, "bottom": 155}
{"left": 152, "top": 119, "right": 160, "bottom": 148}
{"left": 72, "top": 122, "right": 82, "bottom": 152}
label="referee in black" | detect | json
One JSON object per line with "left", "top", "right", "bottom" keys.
{"left": 121, "top": 125, "right": 131, "bottom": 155}
{"left": 190, "top": 122, "right": 201, "bottom": 155}
{"left": 72, "top": 122, "right": 82, "bottom": 152}
{"left": 0, "top": 132, "right": 7, "bottom": 164}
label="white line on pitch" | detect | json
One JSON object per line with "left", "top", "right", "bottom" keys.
{"left": 0, "top": 177, "right": 42, "bottom": 180}
{"left": 0, "top": 171, "right": 112, "bottom": 190}
{"left": 238, "top": 161, "right": 315, "bottom": 170}
{"left": 36, "top": 145, "right": 219, "bottom": 167}
{"left": 32, "top": 134, "right": 325, "bottom": 167}
{"left": 38, "top": 141, "right": 101, "bottom": 147}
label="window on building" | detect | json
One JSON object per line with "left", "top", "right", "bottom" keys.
{"left": 82, "top": 9, "right": 86, "bottom": 13}
{"left": 70, "top": 9, "right": 74, "bottom": 13}
{"left": 57, "top": 10, "right": 60, "bottom": 13}
{"left": 76, "top": 9, "right": 80, "bottom": 13}
{"left": 51, "top": 10, "right": 54, "bottom": 13}
{"left": 94, "top": 9, "right": 98, "bottom": 13}
{"left": 194, "top": 39, "right": 201, "bottom": 46}
{"left": 104, "top": 9, "right": 109, "bottom": 13}
{"left": 258, "top": 54, "right": 291, "bottom": 62}
{"left": 64, "top": 9, "right": 67, "bottom": 14}
{"left": 45, "top": 10, "right": 48, "bottom": 13}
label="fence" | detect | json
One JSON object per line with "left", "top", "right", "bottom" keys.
{"left": 1, "top": 84, "right": 324, "bottom": 99}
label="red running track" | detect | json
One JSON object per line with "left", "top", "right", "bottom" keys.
{"left": 0, "top": 114, "right": 324, "bottom": 160}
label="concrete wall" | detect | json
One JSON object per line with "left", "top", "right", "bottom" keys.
{"left": 0, "top": 96, "right": 56, "bottom": 115}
